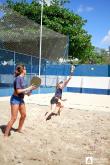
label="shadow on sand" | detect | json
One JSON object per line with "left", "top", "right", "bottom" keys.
{"left": 0, "top": 125, "right": 18, "bottom": 136}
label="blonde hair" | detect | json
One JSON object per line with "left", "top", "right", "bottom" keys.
{"left": 56, "top": 81, "right": 63, "bottom": 89}
{"left": 15, "top": 64, "right": 25, "bottom": 77}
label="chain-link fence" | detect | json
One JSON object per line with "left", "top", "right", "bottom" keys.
{"left": 0, "top": 6, "right": 68, "bottom": 62}
{"left": 0, "top": 5, "right": 70, "bottom": 96}
{"left": 0, "top": 48, "right": 70, "bottom": 96}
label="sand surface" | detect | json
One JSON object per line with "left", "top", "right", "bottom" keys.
{"left": 0, "top": 93, "right": 110, "bottom": 165}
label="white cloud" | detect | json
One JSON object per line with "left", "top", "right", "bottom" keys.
{"left": 44, "top": 0, "right": 51, "bottom": 6}
{"left": 39, "top": 0, "right": 51, "bottom": 6}
{"left": 101, "top": 30, "right": 110, "bottom": 45}
{"left": 77, "top": 5, "right": 94, "bottom": 13}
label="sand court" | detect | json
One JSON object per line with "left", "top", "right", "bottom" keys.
{"left": 0, "top": 93, "right": 110, "bottom": 165}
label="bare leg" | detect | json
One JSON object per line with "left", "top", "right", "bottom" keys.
{"left": 57, "top": 107, "right": 61, "bottom": 116}
{"left": 56, "top": 102, "right": 64, "bottom": 115}
{"left": 45, "top": 104, "right": 56, "bottom": 120}
{"left": 4, "top": 104, "right": 19, "bottom": 137}
{"left": 17, "top": 104, "right": 26, "bottom": 132}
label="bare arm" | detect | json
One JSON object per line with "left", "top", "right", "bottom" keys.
{"left": 15, "top": 85, "right": 36, "bottom": 94}
{"left": 63, "top": 76, "right": 72, "bottom": 88}
{"left": 60, "top": 65, "right": 75, "bottom": 89}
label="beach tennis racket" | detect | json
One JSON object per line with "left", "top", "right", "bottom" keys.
{"left": 30, "top": 76, "right": 41, "bottom": 88}
{"left": 70, "top": 65, "right": 75, "bottom": 75}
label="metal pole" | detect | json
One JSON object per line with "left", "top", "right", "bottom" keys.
{"left": 38, "top": 0, "right": 43, "bottom": 78}
{"left": 14, "top": 51, "right": 16, "bottom": 72}
{"left": 30, "top": 55, "right": 32, "bottom": 78}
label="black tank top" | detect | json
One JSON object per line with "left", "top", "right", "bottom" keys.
{"left": 55, "top": 88, "right": 62, "bottom": 99}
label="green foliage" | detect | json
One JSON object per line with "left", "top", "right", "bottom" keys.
{"left": 50, "top": 0, "right": 70, "bottom": 7}
{"left": 6, "top": 0, "right": 104, "bottom": 64}
{"left": 93, "top": 48, "right": 110, "bottom": 64}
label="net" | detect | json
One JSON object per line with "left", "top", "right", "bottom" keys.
{"left": 0, "top": 4, "right": 70, "bottom": 93}
{"left": 0, "top": 5, "right": 68, "bottom": 62}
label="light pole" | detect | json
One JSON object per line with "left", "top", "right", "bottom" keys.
{"left": 38, "top": 0, "right": 43, "bottom": 78}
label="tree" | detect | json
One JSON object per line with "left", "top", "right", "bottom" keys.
{"left": 94, "top": 47, "right": 110, "bottom": 64}
{"left": 50, "top": 0, "right": 70, "bottom": 7}
{"left": 6, "top": 0, "right": 101, "bottom": 63}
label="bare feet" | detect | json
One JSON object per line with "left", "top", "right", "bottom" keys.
{"left": 15, "top": 129, "right": 23, "bottom": 133}
{"left": 4, "top": 131, "right": 11, "bottom": 138}
{"left": 45, "top": 112, "right": 48, "bottom": 116}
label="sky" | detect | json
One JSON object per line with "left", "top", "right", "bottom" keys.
{"left": 64, "top": 0, "right": 110, "bottom": 50}
{"left": 0, "top": 0, "right": 110, "bottom": 50}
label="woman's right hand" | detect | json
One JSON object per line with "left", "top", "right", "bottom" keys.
{"left": 28, "top": 85, "right": 37, "bottom": 91}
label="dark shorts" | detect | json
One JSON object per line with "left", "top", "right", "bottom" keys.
{"left": 50, "top": 97, "right": 59, "bottom": 104}
{"left": 10, "top": 95, "right": 25, "bottom": 105}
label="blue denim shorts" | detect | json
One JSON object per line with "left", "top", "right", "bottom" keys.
{"left": 10, "top": 95, "right": 25, "bottom": 105}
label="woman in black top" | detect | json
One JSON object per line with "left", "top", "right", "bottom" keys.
{"left": 45, "top": 76, "right": 72, "bottom": 120}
